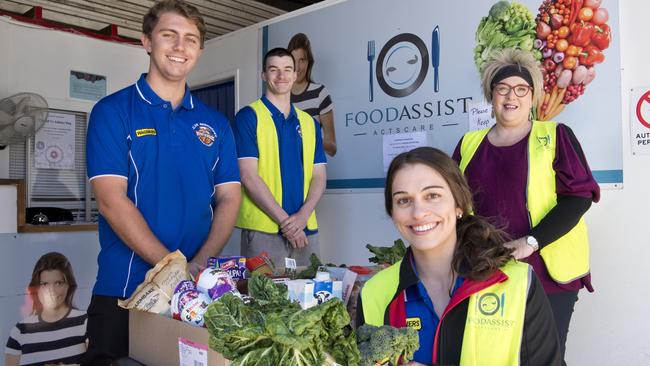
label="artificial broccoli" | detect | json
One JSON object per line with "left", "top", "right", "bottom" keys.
{"left": 357, "top": 324, "right": 419, "bottom": 366}
{"left": 488, "top": 0, "right": 510, "bottom": 20}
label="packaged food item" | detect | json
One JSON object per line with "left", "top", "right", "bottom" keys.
{"left": 195, "top": 268, "right": 239, "bottom": 300}
{"left": 118, "top": 251, "right": 191, "bottom": 314}
{"left": 170, "top": 280, "right": 197, "bottom": 320}
{"left": 176, "top": 289, "right": 212, "bottom": 327}
{"left": 313, "top": 271, "right": 334, "bottom": 305}
{"left": 286, "top": 279, "right": 317, "bottom": 309}
{"left": 210, "top": 256, "right": 247, "bottom": 281}
{"left": 245, "top": 251, "right": 274, "bottom": 275}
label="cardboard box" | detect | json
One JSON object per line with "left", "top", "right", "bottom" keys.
{"left": 129, "top": 309, "right": 230, "bottom": 366}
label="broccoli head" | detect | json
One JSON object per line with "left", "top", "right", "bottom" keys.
{"left": 357, "top": 324, "right": 419, "bottom": 366}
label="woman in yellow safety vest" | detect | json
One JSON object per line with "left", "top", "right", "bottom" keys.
{"left": 358, "top": 147, "right": 561, "bottom": 365}
{"left": 452, "top": 48, "right": 600, "bottom": 364}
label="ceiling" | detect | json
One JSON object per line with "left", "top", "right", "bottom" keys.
{"left": 0, "top": 0, "right": 322, "bottom": 43}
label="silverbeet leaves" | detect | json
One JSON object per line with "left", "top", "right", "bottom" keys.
{"left": 366, "top": 239, "right": 407, "bottom": 265}
{"left": 204, "top": 273, "right": 360, "bottom": 366}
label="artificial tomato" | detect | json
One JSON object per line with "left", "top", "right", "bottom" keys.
{"left": 569, "top": 22, "right": 595, "bottom": 47}
{"left": 557, "top": 26, "right": 570, "bottom": 39}
{"left": 565, "top": 45, "right": 582, "bottom": 57}
{"left": 556, "top": 39, "right": 569, "bottom": 52}
{"left": 578, "top": 45, "right": 605, "bottom": 66}
{"left": 578, "top": 7, "right": 594, "bottom": 21}
{"left": 591, "top": 24, "right": 611, "bottom": 50}
{"left": 563, "top": 56, "right": 578, "bottom": 70}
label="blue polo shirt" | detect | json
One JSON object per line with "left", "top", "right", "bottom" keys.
{"left": 231, "top": 95, "right": 326, "bottom": 235}
{"left": 86, "top": 74, "right": 240, "bottom": 298}
{"left": 406, "top": 258, "right": 464, "bottom": 363}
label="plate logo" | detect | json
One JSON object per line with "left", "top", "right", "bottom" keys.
{"left": 376, "top": 33, "right": 429, "bottom": 98}
{"left": 193, "top": 123, "right": 217, "bottom": 147}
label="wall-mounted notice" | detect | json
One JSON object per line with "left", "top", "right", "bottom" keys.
{"left": 70, "top": 70, "right": 106, "bottom": 101}
{"left": 630, "top": 88, "right": 650, "bottom": 155}
{"left": 34, "top": 111, "right": 75, "bottom": 170}
{"left": 468, "top": 102, "right": 495, "bottom": 131}
{"left": 382, "top": 131, "right": 427, "bottom": 173}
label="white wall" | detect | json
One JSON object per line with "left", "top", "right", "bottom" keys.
{"left": 0, "top": 17, "right": 148, "bottom": 365}
{"left": 192, "top": 0, "right": 650, "bottom": 364}
{"left": 0, "top": 17, "right": 149, "bottom": 178}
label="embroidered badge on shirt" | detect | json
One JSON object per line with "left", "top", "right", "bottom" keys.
{"left": 406, "top": 317, "right": 422, "bottom": 330}
{"left": 193, "top": 123, "right": 217, "bottom": 147}
{"left": 135, "top": 128, "right": 157, "bottom": 137}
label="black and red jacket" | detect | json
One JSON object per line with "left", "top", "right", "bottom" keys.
{"left": 357, "top": 249, "right": 561, "bottom": 365}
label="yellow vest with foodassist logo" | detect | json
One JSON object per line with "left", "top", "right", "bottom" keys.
{"left": 459, "top": 120, "right": 590, "bottom": 284}
{"left": 236, "top": 99, "right": 318, "bottom": 233}
{"left": 361, "top": 260, "right": 529, "bottom": 365}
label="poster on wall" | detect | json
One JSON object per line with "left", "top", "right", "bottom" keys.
{"left": 69, "top": 70, "right": 107, "bottom": 101}
{"left": 264, "top": 0, "right": 622, "bottom": 189}
{"left": 34, "top": 111, "right": 75, "bottom": 170}
{"left": 630, "top": 87, "right": 650, "bottom": 155}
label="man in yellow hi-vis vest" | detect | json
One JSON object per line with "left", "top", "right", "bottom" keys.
{"left": 232, "top": 48, "right": 327, "bottom": 266}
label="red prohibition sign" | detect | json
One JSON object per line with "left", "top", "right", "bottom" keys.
{"left": 635, "top": 90, "right": 650, "bottom": 129}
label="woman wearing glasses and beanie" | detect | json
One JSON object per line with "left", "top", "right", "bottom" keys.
{"left": 453, "top": 48, "right": 599, "bottom": 364}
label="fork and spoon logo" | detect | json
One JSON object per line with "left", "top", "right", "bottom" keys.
{"left": 367, "top": 26, "right": 440, "bottom": 101}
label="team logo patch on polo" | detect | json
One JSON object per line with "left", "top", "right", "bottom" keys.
{"left": 406, "top": 317, "right": 422, "bottom": 330}
{"left": 193, "top": 123, "right": 217, "bottom": 146}
{"left": 135, "top": 128, "right": 157, "bottom": 137}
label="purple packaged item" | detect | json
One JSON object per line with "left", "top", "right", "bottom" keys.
{"left": 195, "top": 268, "right": 239, "bottom": 300}
{"left": 174, "top": 280, "right": 196, "bottom": 294}
{"left": 215, "top": 256, "right": 247, "bottom": 280}
{"left": 174, "top": 289, "right": 212, "bottom": 327}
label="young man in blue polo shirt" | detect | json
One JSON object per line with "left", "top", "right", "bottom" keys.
{"left": 84, "top": 1, "right": 241, "bottom": 364}
{"left": 232, "top": 48, "right": 327, "bottom": 267}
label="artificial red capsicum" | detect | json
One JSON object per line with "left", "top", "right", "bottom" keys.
{"left": 568, "top": 0, "right": 584, "bottom": 26}
{"left": 592, "top": 24, "right": 611, "bottom": 50}
{"left": 569, "top": 22, "right": 595, "bottom": 47}
{"left": 579, "top": 45, "right": 605, "bottom": 66}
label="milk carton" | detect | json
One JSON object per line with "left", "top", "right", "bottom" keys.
{"left": 313, "top": 272, "right": 334, "bottom": 305}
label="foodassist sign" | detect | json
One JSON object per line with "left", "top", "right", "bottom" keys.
{"left": 343, "top": 28, "right": 473, "bottom": 137}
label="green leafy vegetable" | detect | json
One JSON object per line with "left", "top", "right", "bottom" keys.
{"left": 357, "top": 324, "right": 419, "bottom": 366}
{"left": 296, "top": 253, "right": 323, "bottom": 279}
{"left": 474, "top": 1, "right": 539, "bottom": 72}
{"left": 204, "top": 273, "right": 359, "bottom": 366}
{"left": 366, "top": 239, "right": 407, "bottom": 265}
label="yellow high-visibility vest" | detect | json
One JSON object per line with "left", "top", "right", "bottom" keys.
{"left": 459, "top": 121, "right": 590, "bottom": 283}
{"left": 361, "top": 259, "right": 530, "bottom": 365}
{"left": 236, "top": 99, "right": 318, "bottom": 233}
{"left": 459, "top": 261, "right": 529, "bottom": 366}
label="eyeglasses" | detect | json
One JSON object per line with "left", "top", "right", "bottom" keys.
{"left": 493, "top": 83, "right": 532, "bottom": 98}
